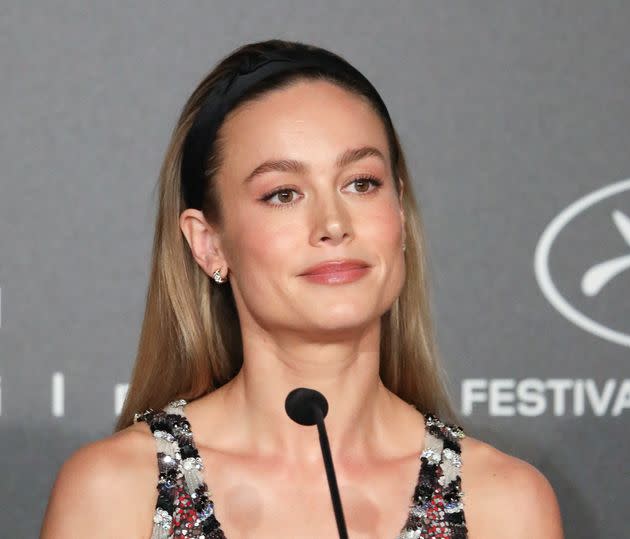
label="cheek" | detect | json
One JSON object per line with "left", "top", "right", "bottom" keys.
{"left": 231, "top": 214, "right": 300, "bottom": 272}
{"left": 359, "top": 202, "right": 403, "bottom": 249}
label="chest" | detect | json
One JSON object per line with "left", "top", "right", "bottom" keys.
{"left": 197, "top": 449, "right": 423, "bottom": 539}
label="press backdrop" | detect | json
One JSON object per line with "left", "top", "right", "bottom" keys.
{"left": 1, "top": 2, "right": 628, "bottom": 537}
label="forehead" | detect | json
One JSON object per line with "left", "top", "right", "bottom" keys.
{"left": 218, "top": 79, "right": 391, "bottom": 174}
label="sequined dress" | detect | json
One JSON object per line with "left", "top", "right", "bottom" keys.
{"left": 134, "top": 399, "right": 468, "bottom": 538}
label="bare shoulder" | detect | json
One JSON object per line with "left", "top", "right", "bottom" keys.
{"left": 40, "top": 421, "right": 159, "bottom": 539}
{"left": 459, "top": 434, "right": 564, "bottom": 539}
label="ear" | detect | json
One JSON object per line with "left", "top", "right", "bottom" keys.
{"left": 179, "top": 209, "right": 227, "bottom": 278}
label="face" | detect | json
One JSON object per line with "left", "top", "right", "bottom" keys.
{"left": 183, "top": 79, "right": 406, "bottom": 339}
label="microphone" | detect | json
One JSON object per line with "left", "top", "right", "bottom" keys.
{"left": 285, "top": 387, "right": 349, "bottom": 539}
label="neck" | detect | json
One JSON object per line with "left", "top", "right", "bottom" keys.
{"left": 218, "top": 324, "right": 397, "bottom": 465}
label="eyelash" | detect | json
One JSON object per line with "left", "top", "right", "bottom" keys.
{"left": 259, "top": 176, "right": 384, "bottom": 208}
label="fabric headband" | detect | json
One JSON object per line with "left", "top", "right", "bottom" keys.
{"left": 180, "top": 48, "right": 397, "bottom": 210}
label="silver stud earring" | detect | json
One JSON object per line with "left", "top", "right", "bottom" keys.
{"left": 212, "top": 269, "right": 226, "bottom": 283}
{"left": 402, "top": 241, "right": 407, "bottom": 252}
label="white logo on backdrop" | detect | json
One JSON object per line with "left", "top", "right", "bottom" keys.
{"left": 534, "top": 178, "right": 630, "bottom": 347}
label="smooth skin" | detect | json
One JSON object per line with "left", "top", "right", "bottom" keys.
{"left": 41, "top": 80, "right": 564, "bottom": 538}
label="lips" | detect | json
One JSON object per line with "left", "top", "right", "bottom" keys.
{"left": 300, "top": 259, "right": 370, "bottom": 275}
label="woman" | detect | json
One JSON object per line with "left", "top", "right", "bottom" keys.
{"left": 41, "top": 39, "right": 564, "bottom": 538}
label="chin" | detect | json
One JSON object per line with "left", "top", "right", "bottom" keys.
{"left": 307, "top": 306, "right": 375, "bottom": 325}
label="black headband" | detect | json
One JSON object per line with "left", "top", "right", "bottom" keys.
{"left": 180, "top": 48, "right": 396, "bottom": 210}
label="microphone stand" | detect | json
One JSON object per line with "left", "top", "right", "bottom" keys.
{"left": 285, "top": 387, "right": 349, "bottom": 539}
{"left": 311, "top": 403, "right": 349, "bottom": 539}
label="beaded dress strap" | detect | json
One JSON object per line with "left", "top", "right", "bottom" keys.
{"left": 134, "top": 399, "right": 225, "bottom": 539}
{"left": 397, "top": 413, "right": 468, "bottom": 539}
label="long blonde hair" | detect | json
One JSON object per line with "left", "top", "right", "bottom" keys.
{"left": 114, "top": 39, "right": 461, "bottom": 432}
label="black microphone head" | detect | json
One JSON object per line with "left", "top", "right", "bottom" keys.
{"left": 285, "top": 387, "right": 329, "bottom": 426}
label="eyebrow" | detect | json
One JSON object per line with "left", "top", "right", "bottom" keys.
{"left": 243, "top": 146, "right": 386, "bottom": 184}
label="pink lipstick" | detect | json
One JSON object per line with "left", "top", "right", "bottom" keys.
{"left": 299, "top": 259, "right": 371, "bottom": 285}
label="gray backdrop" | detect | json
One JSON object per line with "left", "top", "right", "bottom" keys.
{"left": 1, "top": 2, "right": 628, "bottom": 537}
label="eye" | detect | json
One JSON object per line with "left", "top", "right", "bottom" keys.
{"left": 346, "top": 176, "right": 383, "bottom": 193}
{"left": 260, "top": 187, "right": 301, "bottom": 206}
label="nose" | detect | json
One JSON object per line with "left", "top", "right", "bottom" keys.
{"left": 309, "top": 190, "right": 353, "bottom": 247}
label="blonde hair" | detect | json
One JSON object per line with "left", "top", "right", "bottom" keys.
{"left": 114, "top": 39, "right": 461, "bottom": 432}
